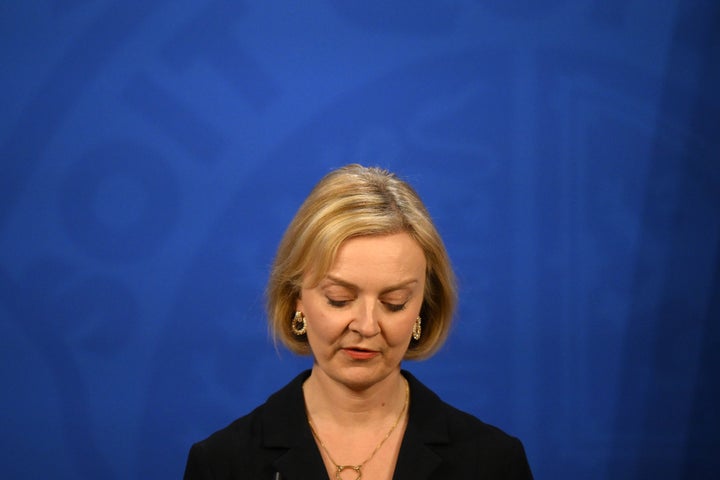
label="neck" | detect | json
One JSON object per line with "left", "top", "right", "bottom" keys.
{"left": 304, "top": 367, "right": 407, "bottom": 426}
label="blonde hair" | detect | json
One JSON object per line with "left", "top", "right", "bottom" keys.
{"left": 266, "top": 164, "right": 457, "bottom": 359}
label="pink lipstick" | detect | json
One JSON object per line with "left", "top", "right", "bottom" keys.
{"left": 342, "top": 348, "right": 379, "bottom": 360}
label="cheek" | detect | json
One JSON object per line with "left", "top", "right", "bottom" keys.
{"left": 306, "top": 309, "right": 345, "bottom": 340}
{"left": 385, "top": 316, "right": 416, "bottom": 344}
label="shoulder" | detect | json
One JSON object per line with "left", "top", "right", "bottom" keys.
{"left": 403, "top": 371, "right": 533, "bottom": 478}
{"left": 192, "top": 405, "right": 263, "bottom": 455}
{"left": 184, "top": 401, "right": 269, "bottom": 479}
{"left": 405, "top": 370, "right": 514, "bottom": 439}
{"left": 193, "top": 370, "right": 310, "bottom": 447}
{"left": 183, "top": 371, "right": 311, "bottom": 479}
{"left": 439, "top": 394, "right": 522, "bottom": 450}
{"left": 183, "top": 407, "right": 260, "bottom": 479}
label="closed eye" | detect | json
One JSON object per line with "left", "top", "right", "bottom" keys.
{"left": 327, "top": 298, "right": 350, "bottom": 308}
{"left": 384, "top": 302, "right": 407, "bottom": 312}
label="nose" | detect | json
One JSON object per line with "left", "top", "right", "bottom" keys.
{"left": 349, "top": 299, "right": 381, "bottom": 337}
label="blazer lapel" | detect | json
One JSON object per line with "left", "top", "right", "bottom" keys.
{"left": 261, "top": 371, "right": 329, "bottom": 480}
{"left": 394, "top": 421, "right": 443, "bottom": 480}
{"left": 272, "top": 445, "right": 327, "bottom": 480}
{"left": 393, "top": 371, "right": 450, "bottom": 480}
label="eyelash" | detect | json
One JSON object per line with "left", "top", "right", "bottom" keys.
{"left": 385, "top": 302, "right": 407, "bottom": 312}
{"left": 326, "top": 298, "right": 407, "bottom": 312}
{"left": 327, "top": 298, "right": 349, "bottom": 308}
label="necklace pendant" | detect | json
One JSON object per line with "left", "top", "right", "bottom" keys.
{"left": 335, "top": 464, "right": 361, "bottom": 480}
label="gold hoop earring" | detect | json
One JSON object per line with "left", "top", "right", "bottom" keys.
{"left": 412, "top": 316, "right": 422, "bottom": 341}
{"left": 291, "top": 311, "right": 307, "bottom": 336}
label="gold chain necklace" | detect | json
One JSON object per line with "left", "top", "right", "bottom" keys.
{"left": 307, "top": 379, "right": 409, "bottom": 480}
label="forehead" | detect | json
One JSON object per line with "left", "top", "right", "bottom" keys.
{"left": 326, "top": 232, "right": 426, "bottom": 282}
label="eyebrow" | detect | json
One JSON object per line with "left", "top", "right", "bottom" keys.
{"left": 323, "top": 274, "right": 419, "bottom": 294}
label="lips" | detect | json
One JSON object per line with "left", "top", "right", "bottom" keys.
{"left": 342, "top": 347, "right": 379, "bottom": 360}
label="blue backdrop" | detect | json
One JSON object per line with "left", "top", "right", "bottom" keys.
{"left": 1, "top": 1, "right": 718, "bottom": 479}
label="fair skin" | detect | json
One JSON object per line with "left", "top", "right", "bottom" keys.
{"left": 296, "top": 232, "right": 427, "bottom": 480}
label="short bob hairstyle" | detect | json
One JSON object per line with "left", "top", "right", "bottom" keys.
{"left": 267, "top": 164, "right": 457, "bottom": 360}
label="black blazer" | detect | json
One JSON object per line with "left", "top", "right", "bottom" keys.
{"left": 184, "top": 370, "right": 533, "bottom": 479}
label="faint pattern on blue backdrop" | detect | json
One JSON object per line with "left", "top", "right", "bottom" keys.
{"left": 0, "top": 1, "right": 718, "bottom": 479}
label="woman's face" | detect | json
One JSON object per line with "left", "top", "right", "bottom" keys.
{"left": 297, "top": 232, "right": 426, "bottom": 390}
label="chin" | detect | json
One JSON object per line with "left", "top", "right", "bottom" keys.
{"left": 332, "top": 365, "right": 396, "bottom": 391}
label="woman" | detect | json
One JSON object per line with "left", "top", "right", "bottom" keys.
{"left": 184, "top": 164, "right": 533, "bottom": 479}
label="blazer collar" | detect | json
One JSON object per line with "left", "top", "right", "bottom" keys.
{"left": 261, "top": 371, "right": 326, "bottom": 479}
{"left": 259, "top": 370, "right": 449, "bottom": 480}
{"left": 394, "top": 371, "right": 447, "bottom": 479}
